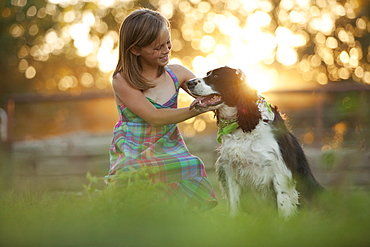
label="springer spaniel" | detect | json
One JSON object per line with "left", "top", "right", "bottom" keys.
{"left": 186, "top": 66, "right": 323, "bottom": 217}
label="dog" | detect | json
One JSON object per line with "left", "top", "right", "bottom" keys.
{"left": 186, "top": 66, "right": 323, "bottom": 217}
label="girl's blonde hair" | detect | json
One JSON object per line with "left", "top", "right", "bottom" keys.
{"left": 114, "top": 8, "right": 170, "bottom": 90}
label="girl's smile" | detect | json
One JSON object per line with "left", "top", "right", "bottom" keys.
{"left": 159, "top": 54, "right": 169, "bottom": 63}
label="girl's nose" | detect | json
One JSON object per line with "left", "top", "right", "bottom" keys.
{"left": 163, "top": 43, "right": 171, "bottom": 53}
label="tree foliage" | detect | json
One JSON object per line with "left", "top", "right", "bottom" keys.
{"left": 0, "top": 0, "right": 369, "bottom": 105}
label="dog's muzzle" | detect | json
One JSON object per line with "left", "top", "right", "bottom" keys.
{"left": 186, "top": 78, "right": 201, "bottom": 91}
{"left": 186, "top": 79, "right": 223, "bottom": 110}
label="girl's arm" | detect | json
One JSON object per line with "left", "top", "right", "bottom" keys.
{"left": 113, "top": 72, "right": 202, "bottom": 127}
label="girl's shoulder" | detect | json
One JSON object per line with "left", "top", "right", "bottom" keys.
{"left": 167, "top": 64, "right": 185, "bottom": 76}
{"left": 112, "top": 72, "right": 127, "bottom": 90}
{"left": 167, "top": 64, "right": 195, "bottom": 86}
{"left": 112, "top": 71, "right": 125, "bottom": 82}
{"left": 112, "top": 72, "right": 138, "bottom": 96}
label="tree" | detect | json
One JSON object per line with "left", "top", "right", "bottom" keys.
{"left": 1, "top": 0, "right": 369, "bottom": 106}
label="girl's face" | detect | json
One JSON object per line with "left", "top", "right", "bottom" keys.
{"left": 134, "top": 27, "right": 172, "bottom": 68}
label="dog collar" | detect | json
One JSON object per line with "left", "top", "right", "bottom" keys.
{"left": 217, "top": 117, "right": 239, "bottom": 144}
{"left": 257, "top": 96, "right": 275, "bottom": 122}
{"left": 216, "top": 96, "right": 274, "bottom": 144}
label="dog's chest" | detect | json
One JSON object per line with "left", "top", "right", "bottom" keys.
{"left": 216, "top": 122, "right": 287, "bottom": 189}
{"left": 219, "top": 122, "right": 281, "bottom": 168}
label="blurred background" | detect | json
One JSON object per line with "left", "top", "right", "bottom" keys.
{"left": 0, "top": 0, "right": 369, "bottom": 192}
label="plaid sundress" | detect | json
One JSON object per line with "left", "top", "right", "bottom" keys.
{"left": 107, "top": 67, "right": 217, "bottom": 209}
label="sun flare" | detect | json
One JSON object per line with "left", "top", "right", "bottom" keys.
{"left": 25, "top": 0, "right": 370, "bottom": 90}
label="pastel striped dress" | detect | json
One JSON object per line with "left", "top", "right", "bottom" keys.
{"left": 107, "top": 67, "right": 217, "bottom": 209}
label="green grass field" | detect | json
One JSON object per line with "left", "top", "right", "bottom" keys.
{"left": 1, "top": 171, "right": 369, "bottom": 247}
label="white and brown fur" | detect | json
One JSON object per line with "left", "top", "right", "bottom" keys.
{"left": 187, "top": 67, "right": 323, "bottom": 217}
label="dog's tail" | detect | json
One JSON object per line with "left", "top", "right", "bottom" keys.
{"left": 291, "top": 132, "right": 325, "bottom": 197}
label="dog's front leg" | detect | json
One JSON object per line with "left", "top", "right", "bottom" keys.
{"left": 273, "top": 172, "right": 299, "bottom": 218}
{"left": 227, "top": 176, "right": 241, "bottom": 216}
{"left": 216, "top": 158, "right": 241, "bottom": 216}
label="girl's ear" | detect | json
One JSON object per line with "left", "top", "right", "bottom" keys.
{"left": 130, "top": 46, "right": 141, "bottom": 56}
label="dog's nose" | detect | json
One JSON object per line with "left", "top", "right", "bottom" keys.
{"left": 186, "top": 79, "right": 198, "bottom": 90}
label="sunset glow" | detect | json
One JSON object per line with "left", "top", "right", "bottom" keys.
{"left": 3, "top": 0, "right": 369, "bottom": 144}
{"left": 10, "top": 0, "right": 370, "bottom": 90}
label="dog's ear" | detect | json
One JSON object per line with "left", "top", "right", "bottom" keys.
{"left": 237, "top": 86, "right": 261, "bottom": 132}
{"left": 235, "top": 69, "right": 245, "bottom": 81}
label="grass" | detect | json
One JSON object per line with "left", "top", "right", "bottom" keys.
{"left": 0, "top": 172, "right": 369, "bottom": 247}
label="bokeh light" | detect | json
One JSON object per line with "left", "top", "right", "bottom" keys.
{"left": 1, "top": 0, "right": 369, "bottom": 138}
{"left": 4, "top": 0, "right": 367, "bottom": 91}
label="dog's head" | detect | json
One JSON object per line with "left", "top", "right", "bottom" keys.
{"left": 187, "top": 67, "right": 245, "bottom": 109}
{"left": 186, "top": 66, "right": 261, "bottom": 132}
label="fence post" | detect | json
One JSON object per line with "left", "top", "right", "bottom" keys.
{"left": 0, "top": 108, "right": 7, "bottom": 143}
{"left": 315, "top": 92, "right": 324, "bottom": 148}
{"left": 6, "top": 99, "right": 15, "bottom": 150}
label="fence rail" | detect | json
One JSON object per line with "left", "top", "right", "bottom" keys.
{"left": 1, "top": 83, "right": 370, "bottom": 191}
{"left": 2, "top": 82, "right": 370, "bottom": 148}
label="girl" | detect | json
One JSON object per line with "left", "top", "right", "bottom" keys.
{"left": 106, "top": 8, "right": 217, "bottom": 209}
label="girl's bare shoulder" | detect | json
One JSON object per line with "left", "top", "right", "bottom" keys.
{"left": 112, "top": 72, "right": 126, "bottom": 86}
{"left": 112, "top": 72, "right": 134, "bottom": 92}
{"left": 112, "top": 72, "right": 143, "bottom": 105}
{"left": 167, "top": 64, "right": 195, "bottom": 85}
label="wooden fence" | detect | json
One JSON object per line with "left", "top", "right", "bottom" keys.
{"left": 1, "top": 83, "right": 369, "bottom": 191}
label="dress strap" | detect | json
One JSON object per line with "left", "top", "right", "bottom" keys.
{"left": 165, "top": 67, "right": 179, "bottom": 91}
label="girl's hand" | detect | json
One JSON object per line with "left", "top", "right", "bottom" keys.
{"left": 193, "top": 105, "right": 210, "bottom": 113}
